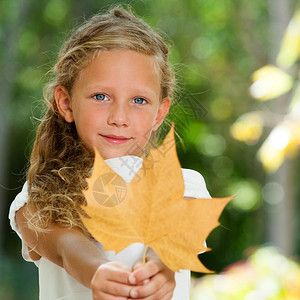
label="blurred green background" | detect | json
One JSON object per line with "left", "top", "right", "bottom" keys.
{"left": 1, "top": 0, "right": 300, "bottom": 299}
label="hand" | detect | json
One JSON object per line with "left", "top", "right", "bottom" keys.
{"left": 128, "top": 255, "right": 175, "bottom": 300}
{"left": 91, "top": 261, "right": 133, "bottom": 300}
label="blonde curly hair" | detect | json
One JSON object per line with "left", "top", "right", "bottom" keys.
{"left": 25, "top": 6, "right": 176, "bottom": 235}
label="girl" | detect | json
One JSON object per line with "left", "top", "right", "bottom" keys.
{"left": 9, "top": 6, "right": 211, "bottom": 300}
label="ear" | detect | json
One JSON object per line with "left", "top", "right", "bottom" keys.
{"left": 153, "top": 97, "right": 171, "bottom": 131}
{"left": 55, "top": 86, "right": 74, "bottom": 123}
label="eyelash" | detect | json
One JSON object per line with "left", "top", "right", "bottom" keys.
{"left": 93, "top": 94, "right": 109, "bottom": 101}
{"left": 132, "top": 97, "right": 147, "bottom": 104}
{"left": 93, "top": 94, "right": 148, "bottom": 104}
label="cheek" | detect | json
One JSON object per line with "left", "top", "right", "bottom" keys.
{"left": 134, "top": 112, "right": 157, "bottom": 135}
{"left": 75, "top": 107, "right": 101, "bottom": 129}
{"left": 132, "top": 114, "right": 158, "bottom": 148}
{"left": 73, "top": 112, "right": 99, "bottom": 143}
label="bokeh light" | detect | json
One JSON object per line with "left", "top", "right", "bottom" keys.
{"left": 212, "top": 156, "right": 234, "bottom": 178}
{"left": 249, "top": 65, "right": 293, "bottom": 101}
{"left": 277, "top": 10, "right": 300, "bottom": 68}
{"left": 43, "top": 0, "right": 70, "bottom": 25}
{"left": 230, "top": 112, "right": 263, "bottom": 145}
{"left": 227, "top": 180, "right": 261, "bottom": 212}
{"left": 258, "top": 121, "right": 300, "bottom": 172}
{"left": 210, "top": 98, "right": 233, "bottom": 121}
{"left": 191, "top": 246, "right": 300, "bottom": 299}
{"left": 262, "top": 181, "right": 285, "bottom": 206}
{"left": 197, "top": 134, "right": 226, "bottom": 157}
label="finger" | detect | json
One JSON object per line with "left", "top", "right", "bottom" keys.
{"left": 129, "top": 261, "right": 159, "bottom": 284}
{"left": 129, "top": 283, "right": 174, "bottom": 300}
{"left": 132, "top": 260, "right": 149, "bottom": 285}
{"left": 97, "top": 263, "right": 131, "bottom": 284}
{"left": 129, "top": 292, "right": 173, "bottom": 300}
{"left": 132, "top": 259, "right": 143, "bottom": 271}
{"left": 93, "top": 290, "right": 128, "bottom": 300}
{"left": 160, "top": 289, "right": 174, "bottom": 300}
{"left": 129, "top": 272, "right": 166, "bottom": 298}
{"left": 101, "top": 281, "right": 133, "bottom": 297}
{"left": 109, "top": 261, "right": 132, "bottom": 273}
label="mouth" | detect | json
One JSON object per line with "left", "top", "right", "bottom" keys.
{"left": 100, "top": 134, "right": 133, "bottom": 145}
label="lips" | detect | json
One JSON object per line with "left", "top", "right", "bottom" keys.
{"left": 100, "top": 134, "right": 132, "bottom": 144}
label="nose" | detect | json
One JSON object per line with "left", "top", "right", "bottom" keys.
{"left": 107, "top": 101, "right": 130, "bottom": 127}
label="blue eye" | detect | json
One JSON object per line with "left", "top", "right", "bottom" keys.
{"left": 133, "top": 97, "right": 147, "bottom": 104}
{"left": 93, "top": 94, "right": 108, "bottom": 101}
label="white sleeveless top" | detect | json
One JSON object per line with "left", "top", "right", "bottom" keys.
{"left": 9, "top": 156, "right": 211, "bottom": 300}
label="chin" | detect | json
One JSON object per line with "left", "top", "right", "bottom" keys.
{"left": 100, "top": 151, "right": 128, "bottom": 160}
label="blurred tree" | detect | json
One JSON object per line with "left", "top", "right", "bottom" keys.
{"left": 0, "top": 0, "right": 30, "bottom": 253}
{"left": 231, "top": 0, "right": 300, "bottom": 256}
{"left": 145, "top": 0, "right": 270, "bottom": 271}
{"left": 258, "top": 0, "right": 296, "bottom": 257}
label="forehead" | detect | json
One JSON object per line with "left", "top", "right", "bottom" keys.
{"left": 74, "top": 50, "right": 161, "bottom": 97}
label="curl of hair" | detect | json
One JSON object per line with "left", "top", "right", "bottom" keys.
{"left": 25, "top": 6, "right": 176, "bottom": 235}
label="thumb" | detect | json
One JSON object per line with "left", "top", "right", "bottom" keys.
{"left": 129, "top": 259, "right": 145, "bottom": 285}
{"left": 132, "top": 259, "right": 144, "bottom": 271}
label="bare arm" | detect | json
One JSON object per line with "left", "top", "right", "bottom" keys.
{"left": 16, "top": 205, "right": 109, "bottom": 287}
{"left": 16, "top": 206, "right": 176, "bottom": 299}
{"left": 16, "top": 206, "right": 135, "bottom": 299}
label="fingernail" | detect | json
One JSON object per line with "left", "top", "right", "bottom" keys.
{"left": 130, "top": 290, "right": 138, "bottom": 298}
{"left": 129, "top": 275, "right": 136, "bottom": 284}
{"left": 143, "top": 279, "right": 150, "bottom": 285}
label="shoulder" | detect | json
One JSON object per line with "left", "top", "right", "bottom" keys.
{"left": 9, "top": 182, "right": 29, "bottom": 234}
{"left": 181, "top": 168, "right": 211, "bottom": 199}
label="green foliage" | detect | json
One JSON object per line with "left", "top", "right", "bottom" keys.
{"left": 0, "top": 253, "right": 38, "bottom": 300}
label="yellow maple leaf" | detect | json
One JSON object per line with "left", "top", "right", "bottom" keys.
{"left": 81, "top": 126, "right": 233, "bottom": 273}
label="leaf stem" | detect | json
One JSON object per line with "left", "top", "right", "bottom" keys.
{"left": 142, "top": 244, "right": 146, "bottom": 265}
